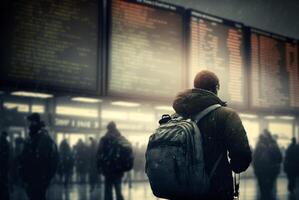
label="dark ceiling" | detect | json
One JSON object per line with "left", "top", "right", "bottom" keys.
{"left": 162, "top": 0, "right": 299, "bottom": 39}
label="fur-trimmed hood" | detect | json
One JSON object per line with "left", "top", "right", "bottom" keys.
{"left": 172, "top": 88, "right": 226, "bottom": 117}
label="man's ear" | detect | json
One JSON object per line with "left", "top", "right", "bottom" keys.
{"left": 212, "top": 88, "right": 217, "bottom": 95}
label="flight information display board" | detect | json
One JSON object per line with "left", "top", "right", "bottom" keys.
{"left": 108, "top": 0, "right": 185, "bottom": 100}
{"left": 1, "top": 0, "right": 100, "bottom": 94}
{"left": 188, "top": 10, "right": 247, "bottom": 107}
{"left": 250, "top": 29, "right": 299, "bottom": 110}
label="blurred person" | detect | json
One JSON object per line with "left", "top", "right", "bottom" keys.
{"left": 88, "top": 137, "right": 98, "bottom": 192}
{"left": 253, "top": 129, "right": 282, "bottom": 200}
{"left": 58, "top": 139, "right": 74, "bottom": 188}
{"left": 284, "top": 137, "right": 299, "bottom": 194}
{"left": 19, "top": 113, "right": 59, "bottom": 200}
{"left": 0, "top": 131, "right": 10, "bottom": 200}
{"left": 134, "top": 144, "right": 147, "bottom": 180}
{"left": 10, "top": 137, "right": 25, "bottom": 187}
{"left": 97, "top": 121, "right": 134, "bottom": 200}
{"left": 132, "top": 143, "right": 143, "bottom": 180}
{"left": 139, "top": 144, "right": 147, "bottom": 180}
{"left": 73, "top": 139, "right": 89, "bottom": 183}
{"left": 10, "top": 137, "right": 25, "bottom": 200}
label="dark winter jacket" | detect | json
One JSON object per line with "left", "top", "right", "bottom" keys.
{"left": 284, "top": 142, "right": 299, "bottom": 176}
{"left": 74, "top": 140, "right": 89, "bottom": 174}
{"left": 20, "top": 129, "right": 59, "bottom": 186}
{"left": 97, "top": 128, "right": 126, "bottom": 178}
{"left": 88, "top": 139, "right": 98, "bottom": 176}
{"left": 58, "top": 140, "right": 74, "bottom": 175}
{"left": 253, "top": 132, "right": 282, "bottom": 178}
{"left": 0, "top": 135, "right": 10, "bottom": 181}
{"left": 172, "top": 88, "right": 252, "bottom": 200}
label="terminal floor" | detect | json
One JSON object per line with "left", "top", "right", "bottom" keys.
{"left": 10, "top": 177, "right": 295, "bottom": 200}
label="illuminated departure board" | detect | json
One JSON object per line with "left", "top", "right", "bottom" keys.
{"left": 108, "top": 0, "right": 184, "bottom": 100}
{"left": 1, "top": 0, "right": 100, "bottom": 93}
{"left": 250, "top": 29, "right": 299, "bottom": 109}
{"left": 188, "top": 10, "right": 246, "bottom": 107}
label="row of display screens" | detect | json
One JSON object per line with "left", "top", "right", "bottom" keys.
{"left": 1, "top": 0, "right": 298, "bottom": 112}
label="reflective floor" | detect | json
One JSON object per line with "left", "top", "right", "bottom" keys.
{"left": 9, "top": 177, "right": 296, "bottom": 200}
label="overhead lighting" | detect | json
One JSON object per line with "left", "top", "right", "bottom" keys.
{"left": 11, "top": 91, "right": 53, "bottom": 99}
{"left": 111, "top": 101, "right": 140, "bottom": 107}
{"left": 264, "top": 116, "right": 276, "bottom": 120}
{"left": 155, "top": 106, "right": 174, "bottom": 111}
{"left": 279, "top": 116, "right": 295, "bottom": 120}
{"left": 72, "top": 97, "right": 102, "bottom": 103}
{"left": 239, "top": 114, "right": 258, "bottom": 119}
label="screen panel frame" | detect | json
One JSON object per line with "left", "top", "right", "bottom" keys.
{"left": 185, "top": 9, "right": 249, "bottom": 111}
{"left": 248, "top": 27, "right": 299, "bottom": 114}
{"left": 105, "top": 0, "right": 186, "bottom": 103}
{"left": 0, "top": 0, "right": 104, "bottom": 97}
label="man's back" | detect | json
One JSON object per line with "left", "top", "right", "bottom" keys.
{"left": 253, "top": 133, "right": 282, "bottom": 177}
{"left": 284, "top": 141, "right": 299, "bottom": 176}
{"left": 59, "top": 141, "right": 74, "bottom": 173}
{"left": 97, "top": 129, "right": 123, "bottom": 176}
{"left": 173, "top": 88, "right": 252, "bottom": 200}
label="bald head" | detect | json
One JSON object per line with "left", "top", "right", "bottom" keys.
{"left": 194, "top": 70, "right": 219, "bottom": 95}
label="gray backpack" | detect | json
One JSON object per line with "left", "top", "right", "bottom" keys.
{"left": 145, "top": 104, "right": 222, "bottom": 199}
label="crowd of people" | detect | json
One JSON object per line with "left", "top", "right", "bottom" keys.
{"left": 253, "top": 129, "right": 299, "bottom": 200}
{"left": 0, "top": 90, "right": 299, "bottom": 200}
{"left": 0, "top": 113, "right": 147, "bottom": 200}
{"left": 56, "top": 136, "right": 147, "bottom": 189}
{"left": 1, "top": 115, "right": 299, "bottom": 200}
{"left": 1, "top": 116, "right": 299, "bottom": 200}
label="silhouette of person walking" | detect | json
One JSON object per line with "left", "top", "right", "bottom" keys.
{"left": 0, "top": 131, "right": 10, "bottom": 200}
{"left": 58, "top": 139, "right": 74, "bottom": 188}
{"left": 19, "top": 113, "right": 59, "bottom": 200}
{"left": 88, "top": 137, "right": 98, "bottom": 192}
{"left": 74, "top": 139, "right": 88, "bottom": 184}
{"left": 97, "top": 121, "right": 133, "bottom": 200}
{"left": 253, "top": 129, "right": 282, "bottom": 200}
{"left": 284, "top": 137, "right": 299, "bottom": 194}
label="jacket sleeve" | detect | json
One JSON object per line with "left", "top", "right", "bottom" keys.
{"left": 224, "top": 110, "right": 252, "bottom": 173}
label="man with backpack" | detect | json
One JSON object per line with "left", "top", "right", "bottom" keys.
{"left": 146, "top": 70, "right": 252, "bottom": 200}
{"left": 97, "top": 121, "right": 134, "bottom": 200}
{"left": 19, "top": 113, "right": 59, "bottom": 200}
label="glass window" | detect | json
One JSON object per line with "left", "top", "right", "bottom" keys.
{"left": 268, "top": 122, "right": 293, "bottom": 149}
{"left": 3, "top": 102, "right": 29, "bottom": 112}
{"left": 242, "top": 120, "right": 260, "bottom": 149}
{"left": 124, "top": 131, "right": 151, "bottom": 146}
{"left": 56, "top": 106, "right": 98, "bottom": 118}
{"left": 31, "top": 104, "right": 45, "bottom": 113}
{"left": 128, "top": 112, "right": 155, "bottom": 122}
{"left": 101, "top": 110, "right": 128, "bottom": 120}
{"left": 56, "top": 133, "right": 87, "bottom": 148}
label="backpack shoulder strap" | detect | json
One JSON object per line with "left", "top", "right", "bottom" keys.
{"left": 193, "top": 104, "right": 222, "bottom": 123}
{"left": 209, "top": 153, "right": 223, "bottom": 179}
{"left": 192, "top": 104, "right": 223, "bottom": 179}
